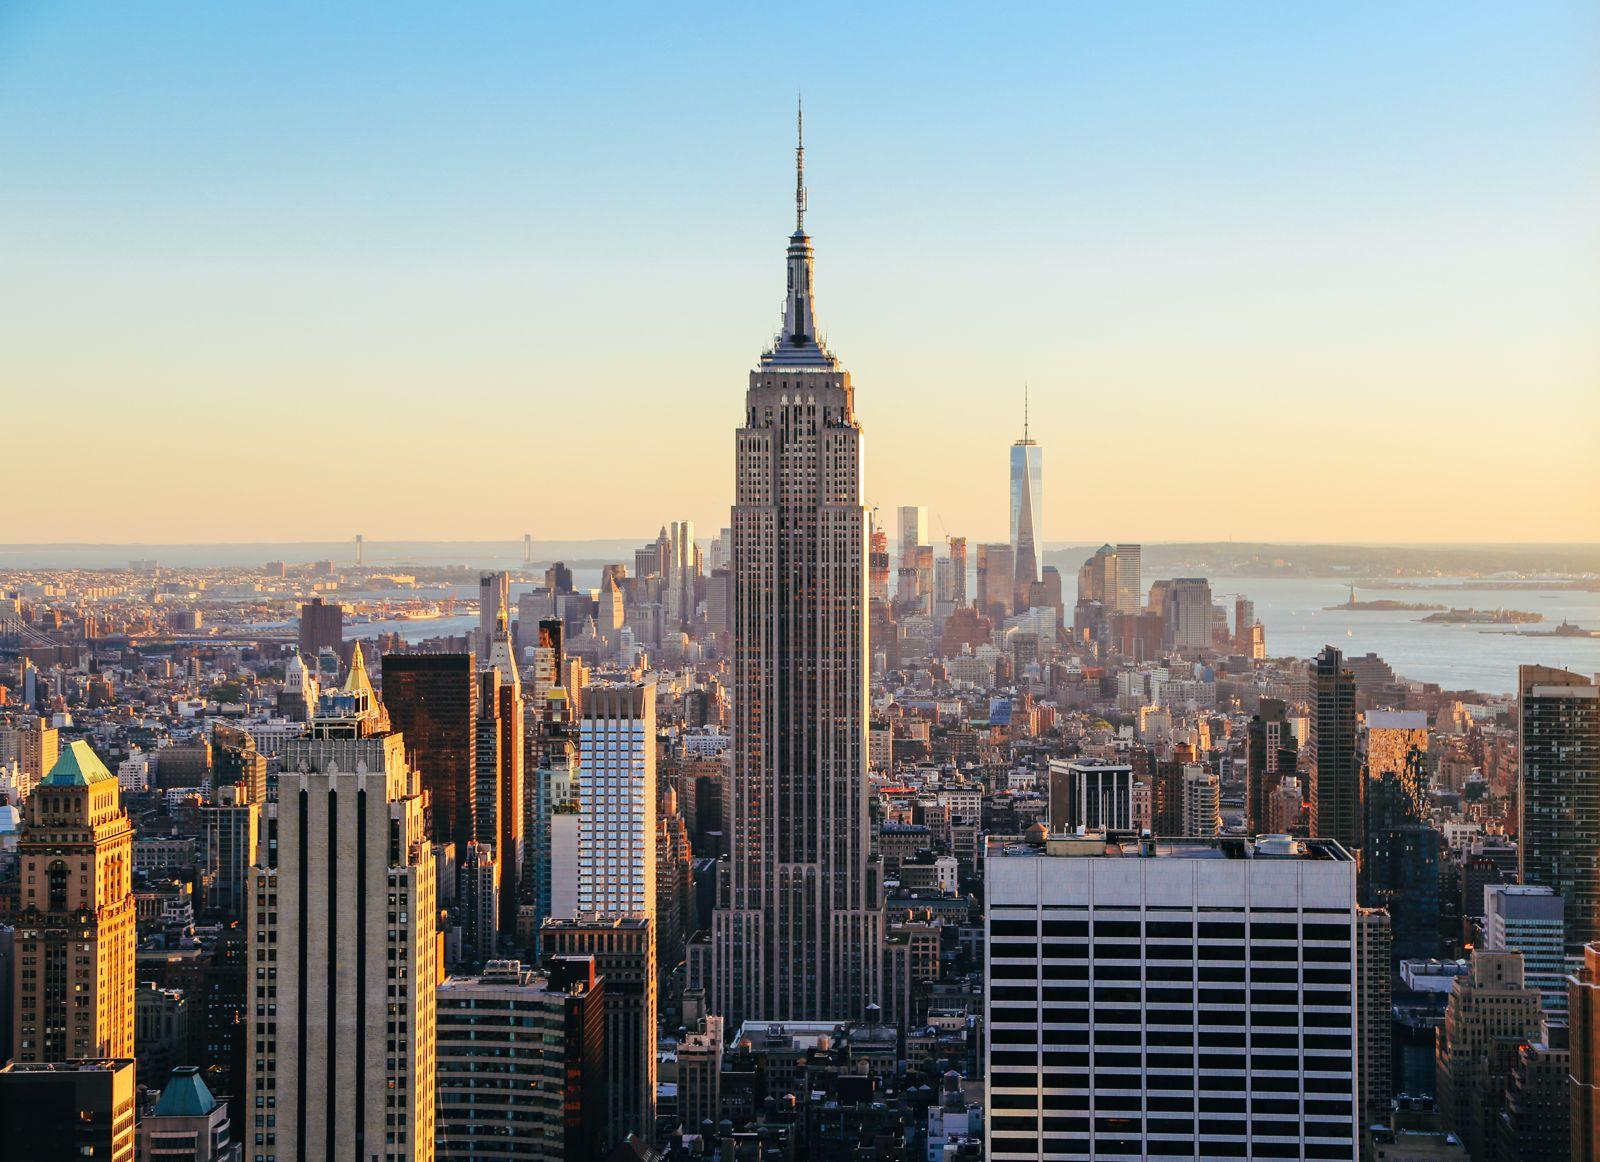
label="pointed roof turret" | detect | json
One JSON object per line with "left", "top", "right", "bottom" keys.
{"left": 40, "top": 739, "right": 115, "bottom": 787}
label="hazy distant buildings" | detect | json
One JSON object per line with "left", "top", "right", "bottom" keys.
{"left": 1517, "top": 665, "right": 1600, "bottom": 953}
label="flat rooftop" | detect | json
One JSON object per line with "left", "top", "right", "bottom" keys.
{"left": 987, "top": 833, "right": 1352, "bottom": 863}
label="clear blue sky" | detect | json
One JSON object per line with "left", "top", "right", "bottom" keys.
{"left": 2, "top": 2, "right": 1595, "bottom": 543}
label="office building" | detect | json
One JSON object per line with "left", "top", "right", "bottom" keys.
{"left": 977, "top": 543, "right": 1017, "bottom": 621}
{"left": 434, "top": 957, "right": 605, "bottom": 1161}
{"left": 1009, "top": 402, "right": 1043, "bottom": 592}
{"left": 1362, "top": 763, "right": 1441, "bottom": 963}
{"left": 6, "top": 741, "right": 136, "bottom": 1063}
{"left": 1517, "top": 666, "right": 1600, "bottom": 953}
{"left": 0, "top": 1059, "right": 136, "bottom": 1162}
{"left": 525, "top": 736, "right": 578, "bottom": 947}
{"left": 985, "top": 833, "right": 1358, "bottom": 1160}
{"left": 382, "top": 652, "right": 478, "bottom": 858}
{"left": 212, "top": 724, "right": 268, "bottom": 806}
{"left": 666, "top": 520, "right": 698, "bottom": 629}
{"left": 1434, "top": 949, "right": 1541, "bottom": 1157}
{"left": 138, "top": 1065, "right": 235, "bottom": 1162}
{"left": 1309, "top": 646, "right": 1361, "bottom": 853}
{"left": 245, "top": 652, "right": 438, "bottom": 1161}
{"left": 1155, "top": 577, "right": 1213, "bottom": 653}
{"left": 543, "top": 915, "right": 656, "bottom": 1146}
{"left": 1112, "top": 544, "right": 1142, "bottom": 615}
{"left": 1484, "top": 884, "right": 1567, "bottom": 1017}
{"left": 1046, "top": 760, "right": 1133, "bottom": 832}
{"left": 296, "top": 596, "right": 343, "bottom": 659}
{"left": 577, "top": 683, "right": 656, "bottom": 917}
{"left": 710, "top": 116, "right": 884, "bottom": 1028}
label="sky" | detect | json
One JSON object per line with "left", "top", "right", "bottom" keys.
{"left": 1, "top": 2, "right": 1596, "bottom": 546}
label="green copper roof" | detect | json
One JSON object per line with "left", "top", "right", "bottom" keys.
{"left": 151, "top": 1066, "right": 216, "bottom": 1117}
{"left": 39, "top": 740, "right": 115, "bottom": 787}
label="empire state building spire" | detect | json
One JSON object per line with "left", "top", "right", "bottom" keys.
{"left": 713, "top": 108, "right": 884, "bottom": 1027}
{"left": 763, "top": 96, "right": 836, "bottom": 370}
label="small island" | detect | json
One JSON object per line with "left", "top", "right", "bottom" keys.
{"left": 1327, "top": 598, "right": 1448, "bottom": 612}
{"left": 1419, "top": 608, "right": 1544, "bottom": 625}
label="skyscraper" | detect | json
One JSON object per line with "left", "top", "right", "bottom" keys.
{"left": 475, "top": 608, "right": 524, "bottom": 936}
{"left": 477, "top": 570, "right": 508, "bottom": 656}
{"left": 711, "top": 108, "right": 883, "bottom": 1027}
{"left": 247, "top": 650, "right": 438, "bottom": 1161}
{"left": 1308, "top": 645, "right": 1361, "bottom": 853}
{"left": 296, "top": 596, "right": 343, "bottom": 659}
{"left": 6, "top": 741, "right": 136, "bottom": 1063}
{"left": 984, "top": 833, "right": 1358, "bottom": 1159}
{"left": 382, "top": 652, "right": 478, "bottom": 857}
{"left": 1009, "top": 390, "right": 1043, "bottom": 594}
{"left": 1517, "top": 665, "right": 1600, "bottom": 954}
{"left": 577, "top": 683, "right": 657, "bottom": 917}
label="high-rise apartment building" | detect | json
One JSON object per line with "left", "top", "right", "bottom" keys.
{"left": 6, "top": 741, "right": 136, "bottom": 1063}
{"left": 246, "top": 655, "right": 438, "bottom": 1162}
{"left": 1356, "top": 907, "right": 1393, "bottom": 1129}
{"left": 1517, "top": 665, "right": 1600, "bottom": 953}
{"left": 710, "top": 116, "right": 883, "bottom": 1028}
{"left": 434, "top": 957, "right": 605, "bottom": 1161}
{"left": 1308, "top": 646, "right": 1361, "bottom": 853}
{"left": 382, "top": 652, "right": 478, "bottom": 859}
{"left": 296, "top": 596, "right": 343, "bottom": 659}
{"left": 1009, "top": 411, "right": 1043, "bottom": 592}
{"left": 577, "top": 683, "right": 656, "bottom": 917}
{"left": 985, "top": 833, "right": 1358, "bottom": 1160}
{"left": 1181, "top": 765, "right": 1222, "bottom": 836}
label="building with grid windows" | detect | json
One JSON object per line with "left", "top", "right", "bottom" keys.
{"left": 985, "top": 832, "right": 1359, "bottom": 1161}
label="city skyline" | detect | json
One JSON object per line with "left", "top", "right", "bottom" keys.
{"left": 2, "top": 3, "right": 1596, "bottom": 544}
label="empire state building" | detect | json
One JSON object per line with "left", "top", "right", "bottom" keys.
{"left": 708, "top": 108, "right": 884, "bottom": 1025}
